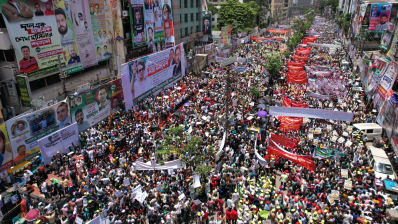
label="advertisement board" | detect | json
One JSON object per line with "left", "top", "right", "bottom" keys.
{"left": 203, "top": 12, "right": 211, "bottom": 35}
{"left": 369, "top": 3, "right": 392, "bottom": 33}
{"left": 70, "top": 0, "right": 97, "bottom": 68}
{"left": 70, "top": 79, "right": 123, "bottom": 133}
{"left": 0, "top": 0, "right": 64, "bottom": 78}
{"left": 5, "top": 100, "right": 70, "bottom": 166}
{"left": 163, "top": 0, "right": 174, "bottom": 48}
{"left": 0, "top": 110, "right": 12, "bottom": 173}
{"left": 122, "top": 43, "right": 185, "bottom": 110}
{"left": 110, "top": 0, "right": 123, "bottom": 40}
{"left": 89, "top": 0, "right": 111, "bottom": 62}
{"left": 153, "top": 0, "right": 164, "bottom": 44}
{"left": 131, "top": 0, "right": 146, "bottom": 48}
{"left": 376, "top": 60, "right": 398, "bottom": 100}
{"left": 16, "top": 75, "right": 32, "bottom": 107}
{"left": 38, "top": 123, "right": 80, "bottom": 165}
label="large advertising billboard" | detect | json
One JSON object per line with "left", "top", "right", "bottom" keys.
{"left": 0, "top": 110, "right": 12, "bottom": 173}
{"left": 5, "top": 99, "right": 70, "bottom": 166}
{"left": 89, "top": 0, "right": 111, "bottom": 62}
{"left": 0, "top": 0, "right": 64, "bottom": 79}
{"left": 70, "top": 79, "right": 123, "bottom": 133}
{"left": 70, "top": 0, "right": 97, "bottom": 68}
{"left": 122, "top": 43, "right": 185, "bottom": 110}
{"left": 369, "top": 3, "right": 392, "bottom": 33}
{"left": 38, "top": 122, "right": 80, "bottom": 165}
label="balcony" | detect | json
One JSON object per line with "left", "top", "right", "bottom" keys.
{"left": 0, "top": 28, "right": 12, "bottom": 50}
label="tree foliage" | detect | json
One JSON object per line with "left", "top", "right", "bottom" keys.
{"left": 250, "top": 87, "right": 261, "bottom": 98}
{"left": 218, "top": 0, "right": 258, "bottom": 32}
{"left": 155, "top": 126, "right": 215, "bottom": 173}
{"left": 207, "top": 2, "right": 218, "bottom": 15}
{"left": 265, "top": 55, "right": 283, "bottom": 77}
{"left": 325, "top": 0, "right": 339, "bottom": 12}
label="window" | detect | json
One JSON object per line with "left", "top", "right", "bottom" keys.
{"left": 0, "top": 50, "right": 16, "bottom": 62}
{"left": 180, "top": 14, "right": 183, "bottom": 23}
{"left": 190, "top": 27, "right": 193, "bottom": 35}
{"left": 196, "top": 13, "right": 199, "bottom": 21}
{"left": 191, "top": 0, "right": 193, "bottom": 7}
{"left": 185, "top": 14, "right": 188, "bottom": 22}
{"left": 185, "top": 28, "right": 188, "bottom": 36}
{"left": 191, "top": 13, "right": 194, "bottom": 21}
{"left": 184, "top": 0, "right": 187, "bottom": 8}
{"left": 181, "top": 29, "right": 184, "bottom": 37}
{"left": 367, "top": 129, "right": 374, "bottom": 134}
{"left": 196, "top": 0, "right": 199, "bottom": 7}
{"left": 212, "top": 18, "right": 214, "bottom": 21}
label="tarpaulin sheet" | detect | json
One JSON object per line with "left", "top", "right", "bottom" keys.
{"left": 268, "top": 146, "right": 314, "bottom": 171}
{"left": 270, "top": 106, "right": 354, "bottom": 122}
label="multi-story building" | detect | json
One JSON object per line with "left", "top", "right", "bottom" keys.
{"left": 297, "top": 0, "right": 312, "bottom": 7}
{"left": 270, "top": 0, "right": 292, "bottom": 21}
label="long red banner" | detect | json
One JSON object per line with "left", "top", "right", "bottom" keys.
{"left": 270, "top": 134, "right": 297, "bottom": 149}
{"left": 268, "top": 146, "right": 315, "bottom": 171}
{"left": 288, "top": 65, "right": 304, "bottom": 71}
{"left": 294, "top": 55, "right": 309, "bottom": 61}
{"left": 296, "top": 49, "right": 311, "bottom": 55}
{"left": 291, "top": 101, "right": 307, "bottom": 108}
{"left": 287, "top": 61, "right": 305, "bottom": 66}
{"left": 283, "top": 97, "right": 292, "bottom": 107}
{"left": 287, "top": 72, "right": 306, "bottom": 79}
{"left": 287, "top": 76, "right": 308, "bottom": 84}
{"left": 279, "top": 116, "right": 303, "bottom": 130}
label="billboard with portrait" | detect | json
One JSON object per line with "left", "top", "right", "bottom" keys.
{"left": 0, "top": 0, "right": 64, "bottom": 79}
{"left": 89, "top": 0, "right": 111, "bottom": 62}
{"left": 144, "top": 0, "right": 156, "bottom": 53}
{"left": 70, "top": 79, "right": 123, "bottom": 133}
{"left": 369, "top": 3, "right": 392, "bottom": 33}
{"left": 162, "top": 0, "right": 174, "bottom": 48}
{"left": 110, "top": 0, "right": 123, "bottom": 40}
{"left": 203, "top": 12, "right": 211, "bottom": 35}
{"left": 0, "top": 110, "right": 12, "bottom": 174}
{"left": 38, "top": 122, "right": 80, "bottom": 165}
{"left": 5, "top": 99, "right": 70, "bottom": 166}
{"left": 153, "top": 0, "right": 164, "bottom": 44}
{"left": 131, "top": 0, "right": 146, "bottom": 48}
{"left": 122, "top": 43, "right": 185, "bottom": 110}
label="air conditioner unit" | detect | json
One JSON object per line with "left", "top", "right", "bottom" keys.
{"left": 122, "top": 10, "right": 128, "bottom": 17}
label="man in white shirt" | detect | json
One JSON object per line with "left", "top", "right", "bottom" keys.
{"left": 55, "top": 8, "right": 74, "bottom": 42}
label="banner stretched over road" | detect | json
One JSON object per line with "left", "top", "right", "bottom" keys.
{"left": 70, "top": 79, "right": 123, "bottom": 133}
{"left": 270, "top": 107, "right": 354, "bottom": 122}
{"left": 38, "top": 123, "right": 80, "bottom": 165}
{"left": 0, "top": 110, "right": 12, "bottom": 174}
{"left": 122, "top": 43, "right": 185, "bottom": 110}
{"left": 270, "top": 134, "right": 297, "bottom": 149}
{"left": 70, "top": 0, "right": 97, "bottom": 68}
{"left": 89, "top": 0, "right": 111, "bottom": 62}
{"left": 0, "top": 0, "right": 64, "bottom": 78}
{"left": 268, "top": 146, "right": 314, "bottom": 171}
{"left": 5, "top": 100, "right": 70, "bottom": 166}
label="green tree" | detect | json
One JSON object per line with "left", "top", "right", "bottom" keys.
{"left": 325, "top": 0, "right": 339, "bottom": 12}
{"left": 250, "top": 87, "right": 261, "bottom": 98}
{"left": 155, "top": 126, "right": 215, "bottom": 177}
{"left": 266, "top": 55, "right": 283, "bottom": 78}
{"left": 218, "top": 0, "right": 257, "bottom": 31}
{"left": 207, "top": 2, "right": 218, "bottom": 15}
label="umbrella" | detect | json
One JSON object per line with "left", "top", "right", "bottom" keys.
{"left": 184, "top": 102, "right": 190, "bottom": 106}
{"left": 257, "top": 104, "right": 266, "bottom": 108}
{"left": 258, "top": 111, "right": 268, "bottom": 117}
{"left": 25, "top": 209, "right": 40, "bottom": 222}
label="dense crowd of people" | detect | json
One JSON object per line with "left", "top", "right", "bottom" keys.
{"left": 14, "top": 15, "right": 398, "bottom": 224}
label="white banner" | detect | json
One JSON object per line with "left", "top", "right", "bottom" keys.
{"left": 269, "top": 106, "right": 354, "bottom": 121}
{"left": 37, "top": 123, "right": 80, "bottom": 165}
{"left": 133, "top": 159, "right": 185, "bottom": 170}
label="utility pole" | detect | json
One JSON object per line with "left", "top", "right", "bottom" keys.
{"left": 58, "top": 54, "right": 68, "bottom": 98}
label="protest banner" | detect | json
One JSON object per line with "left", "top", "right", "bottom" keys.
{"left": 270, "top": 107, "right": 354, "bottom": 122}
{"left": 268, "top": 146, "right": 314, "bottom": 171}
{"left": 38, "top": 123, "right": 80, "bottom": 165}
{"left": 122, "top": 43, "right": 185, "bottom": 110}
{"left": 344, "top": 180, "right": 353, "bottom": 190}
{"left": 270, "top": 134, "right": 297, "bottom": 149}
{"left": 341, "top": 169, "right": 349, "bottom": 178}
{"left": 294, "top": 55, "right": 309, "bottom": 61}
{"left": 70, "top": 79, "right": 123, "bottom": 132}
{"left": 5, "top": 100, "right": 70, "bottom": 166}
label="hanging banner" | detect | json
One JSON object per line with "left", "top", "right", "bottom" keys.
{"left": 283, "top": 97, "right": 292, "bottom": 107}
{"left": 202, "top": 11, "right": 211, "bottom": 35}
{"left": 387, "top": 25, "right": 398, "bottom": 59}
{"left": 369, "top": 3, "right": 392, "bottom": 32}
{"left": 381, "top": 101, "right": 397, "bottom": 138}
{"left": 89, "top": 0, "right": 111, "bottom": 62}
{"left": 122, "top": 43, "right": 185, "bottom": 110}
{"left": 367, "top": 57, "right": 389, "bottom": 95}
{"left": 0, "top": 110, "right": 12, "bottom": 173}
{"left": 268, "top": 146, "right": 314, "bottom": 171}
{"left": 270, "top": 107, "right": 354, "bottom": 122}
{"left": 70, "top": 79, "right": 123, "bottom": 132}
{"left": 144, "top": 0, "right": 156, "bottom": 53}
{"left": 270, "top": 134, "right": 297, "bottom": 149}
{"left": 0, "top": 0, "right": 64, "bottom": 79}
{"left": 376, "top": 60, "right": 398, "bottom": 100}
{"left": 221, "top": 26, "right": 231, "bottom": 47}
{"left": 70, "top": 0, "right": 97, "bottom": 68}
{"left": 162, "top": 0, "right": 174, "bottom": 48}
{"left": 110, "top": 0, "right": 123, "bottom": 40}
{"left": 131, "top": 0, "right": 146, "bottom": 48}
{"left": 380, "top": 24, "right": 395, "bottom": 50}
{"left": 205, "top": 43, "right": 215, "bottom": 65}
{"left": 391, "top": 119, "right": 398, "bottom": 157}
{"left": 53, "top": 0, "right": 84, "bottom": 74}
{"left": 16, "top": 75, "right": 32, "bottom": 107}
{"left": 38, "top": 123, "right": 80, "bottom": 165}
{"left": 153, "top": 0, "right": 164, "bottom": 44}
{"left": 5, "top": 100, "right": 70, "bottom": 166}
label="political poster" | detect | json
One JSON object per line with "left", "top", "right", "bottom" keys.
{"left": 205, "top": 43, "right": 215, "bottom": 65}
{"left": 53, "top": 0, "right": 84, "bottom": 74}
{"left": 5, "top": 100, "right": 71, "bottom": 166}
{"left": 382, "top": 101, "right": 397, "bottom": 139}
{"left": 387, "top": 26, "right": 398, "bottom": 60}
{"left": 369, "top": 3, "right": 392, "bottom": 33}
{"left": 376, "top": 60, "right": 398, "bottom": 100}
{"left": 38, "top": 123, "right": 80, "bottom": 165}
{"left": 0, "top": 110, "right": 12, "bottom": 173}
{"left": 203, "top": 12, "right": 211, "bottom": 35}
{"left": 366, "top": 57, "right": 389, "bottom": 95}
{"left": 70, "top": 79, "right": 123, "bottom": 133}
{"left": 89, "top": 0, "right": 111, "bottom": 62}
{"left": 144, "top": 0, "right": 156, "bottom": 53}
{"left": 221, "top": 26, "right": 231, "bottom": 47}
{"left": 131, "top": 0, "right": 146, "bottom": 48}
{"left": 153, "top": 0, "right": 164, "bottom": 44}
{"left": 0, "top": 0, "right": 64, "bottom": 79}
{"left": 110, "top": 0, "right": 123, "bottom": 40}
{"left": 162, "top": 0, "right": 174, "bottom": 48}
{"left": 380, "top": 24, "right": 394, "bottom": 49}
{"left": 70, "top": 0, "right": 97, "bottom": 68}
{"left": 391, "top": 119, "right": 398, "bottom": 157}
{"left": 122, "top": 43, "right": 185, "bottom": 110}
